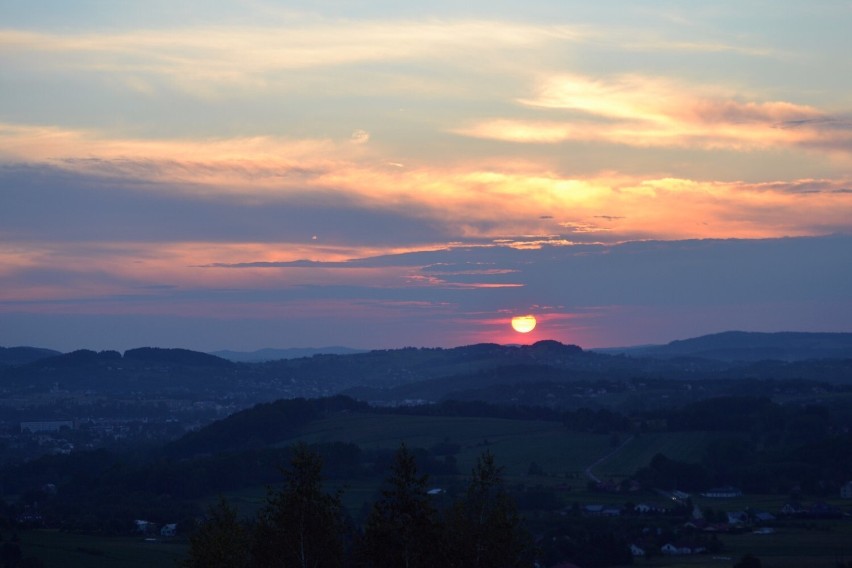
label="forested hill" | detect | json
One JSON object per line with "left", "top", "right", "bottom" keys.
{"left": 3, "top": 338, "right": 852, "bottom": 406}
{"left": 600, "top": 330, "right": 852, "bottom": 361}
{"left": 0, "top": 346, "right": 61, "bottom": 366}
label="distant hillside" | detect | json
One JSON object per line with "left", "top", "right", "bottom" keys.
{"left": 3, "top": 347, "right": 234, "bottom": 394}
{"left": 0, "top": 346, "right": 62, "bottom": 366}
{"left": 211, "top": 346, "right": 367, "bottom": 362}
{"left": 600, "top": 331, "right": 852, "bottom": 361}
{"left": 4, "top": 337, "right": 852, "bottom": 408}
{"left": 124, "top": 347, "right": 233, "bottom": 367}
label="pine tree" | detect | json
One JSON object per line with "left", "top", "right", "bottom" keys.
{"left": 446, "top": 451, "right": 533, "bottom": 568}
{"left": 359, "top": 444, "right": 443, "bottom": 568}
{"left": 251, "top": 443, "right": 345, "bottom": 568}
{"left": 184, "top": 496, "right": 250, "bottom": 568}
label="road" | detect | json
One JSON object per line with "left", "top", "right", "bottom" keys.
{"left": 584, "top": 435, "right": 634, "bottom": 483}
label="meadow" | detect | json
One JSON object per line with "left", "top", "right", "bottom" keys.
{"left": 18, "top": 530, "right": 187, "bottom": 568}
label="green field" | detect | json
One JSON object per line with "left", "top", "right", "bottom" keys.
{"left": 295, "top": 413, "right": 616, "bottom": 476}
{"left": 19, "top": 530, "right": 188, "bottom": 568}
{"left": 291, "top": 413, "right": 725, "bottom": 482}
{"left": 595, "top": 431, "right": 722, "bottom": 480}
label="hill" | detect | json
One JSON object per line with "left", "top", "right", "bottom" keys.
{"left": 2, "top": 347, "right": 234, "bottom": 394}
{"left": 598, "top": 331, "right": 852, "bottom": 361}
{"left": 211, "top": 346, "right": 367, "bottom": 362}
{"left": 0, "top": 346, "right": 62, "bottom": 366}
{"left": 4, "top": 337, "right": 852, "bottom": 408}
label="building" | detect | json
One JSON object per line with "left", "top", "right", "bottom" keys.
{"left": 841, "top": 481, "right": 852, "bottom": 499}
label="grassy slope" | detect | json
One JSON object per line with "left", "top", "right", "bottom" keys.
{"left": 20, "top": 530, "right": 187, "bottom": 568}
{"left": 293, "top": 412, "right": 613, "bottom": 476}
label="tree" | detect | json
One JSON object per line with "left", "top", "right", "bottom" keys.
{"left": 734, "top": 553, "right": 762, "bottom": 568}
{"left": 0, "top": 533, "right": 22, "bottom": 568}
{"left": 359, "top": 444, "right": 443, "bottom": 567}
{"left": 251, "top": 443, "right": 345, "bottom": 568}
{"left": 445, "top": 451, "right": 533, "bottom": 568}
{"left": 184, "top": 496, "right": 250, "bottom": 568}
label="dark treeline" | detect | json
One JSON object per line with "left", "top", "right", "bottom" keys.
{"left": 372, "top": 398, "right": 564, "bottom": 421}
{"left": 184, "top": 444, "right": 534, "bottom": 568}
{"left": 166, "top": 396, "right": 569, "bottom": 459}
{"left": 633, "top": 396, "right": 852, "bottom": 494}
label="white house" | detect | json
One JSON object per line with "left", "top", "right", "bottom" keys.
{"left": 661, "top": 543, "right": 692, "bottom": 555}
{"left": 841, "top": 481, "right": 852, "bottom": 499}
{"left": 160, "top": 523, "right": 177, "bottom": 537}
{"left": 726, "top": 511, "right": 749, "bottom": 525}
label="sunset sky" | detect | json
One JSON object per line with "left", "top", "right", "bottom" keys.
{"left": 2, "top": 1, "right": 851, "bottom": 352}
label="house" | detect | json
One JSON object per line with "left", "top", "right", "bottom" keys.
{"left": 135, "top": 520, "right": 155, "bottom": 534}
{"left": 780, "top": 502, "right": 805, "bottom": 516}
{"left": 841, "top": 481, "right": 852, "bottom": 499}
{"left": 661, "top": 543, "right": 692, "bottom": 555}
{"left": 753, "top": 511, "right": 776, "bottom": 523}
{"left": 634, "top": 503, "right": 667, "bottom": 514}
{"left": 160, "top": 523, "right": 177, "bottom": 537}
{"left": 630, "top": 544, "right": 646, "bottom": 557}
{"left": 634, "top": 503, "right": 653, "bottom": 514}
{"left": 726, "top": 511, "right": 749, "bottom": 526}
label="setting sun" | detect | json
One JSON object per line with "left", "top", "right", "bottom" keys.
{"left": 510, "top": 315, "right": 537, "bottom": 333}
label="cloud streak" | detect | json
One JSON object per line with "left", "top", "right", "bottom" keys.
{"left": 457, "top": 74, "right": 852, "bottom": 153}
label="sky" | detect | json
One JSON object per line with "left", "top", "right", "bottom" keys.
{"left": 2, "top": 1, "right": 852, "bottom": 352}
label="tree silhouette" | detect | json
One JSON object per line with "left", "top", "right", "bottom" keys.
{"left": 252, "top": 443, "right": 345, "bottom": 568}
{"left": 183, "top": 496, "right": 250, "bottom": 568}
{"left": 734, "top": 553, "right": 762, "bottom": 568}
{"left": 359, "top": 443, "right": 443, "bottom": 567}
{"left": 446, "top": 451, "right": 533, "bottom": 567}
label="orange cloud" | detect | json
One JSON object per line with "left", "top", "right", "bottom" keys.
{"left": 458, "top": 74, "right": 852, "bottom": 152}
{"left": 3, "top": 123, "right": 852, "bottom": 247}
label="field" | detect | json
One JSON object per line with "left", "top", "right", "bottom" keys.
{"left": 292, "top": 412, "right": 697, "bottom": 478}
{"left": 595, "top": 431, "right": 720, "bottom": 480}
{"left": 19, "top": 530, "right": 188, "bottom": 568}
